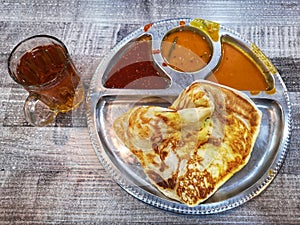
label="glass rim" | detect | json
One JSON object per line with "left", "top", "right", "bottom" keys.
{"left": 7, "top": 34, "right": 71, "bottom": 90}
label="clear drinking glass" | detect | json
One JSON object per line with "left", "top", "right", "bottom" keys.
{"left": 8, "top": 35, "right": 84, "bottom": 126}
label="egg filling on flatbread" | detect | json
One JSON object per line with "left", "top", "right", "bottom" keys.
{"left": 113, "top": 81, "right": 262, "bottom": 206}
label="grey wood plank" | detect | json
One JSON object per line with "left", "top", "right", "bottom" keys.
{"left": 0, "top": 169, "right": 299, "bottom": 224}
{"left": 1, "top": 0, "right": 300, "bottom": 26}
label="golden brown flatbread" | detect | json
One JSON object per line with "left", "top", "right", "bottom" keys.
{"left": 113, "top": 81, "right": 262, "bottom": 206}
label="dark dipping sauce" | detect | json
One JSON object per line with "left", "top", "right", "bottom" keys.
{"left": 104, "top": 35, "right": 170, "bottom": 89}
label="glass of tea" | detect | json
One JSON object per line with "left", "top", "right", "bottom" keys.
{"left": 8, "top": 35, "right": 84, "bottom": 126}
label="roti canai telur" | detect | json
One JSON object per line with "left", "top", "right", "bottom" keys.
{"left": 113, "top": 81, "right": 262, "bottom": 206}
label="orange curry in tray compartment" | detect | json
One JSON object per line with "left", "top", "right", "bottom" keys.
{"left": 104, "top": 35, "right": 170, "bottom": 89}
{"left": 207, "top": 38, "right": 274, "bottom": 92}
{"left": 161, "top": 27, "right": 212, "bottom": 72}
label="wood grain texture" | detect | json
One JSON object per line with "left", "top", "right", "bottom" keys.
{"left": 0, "top": 0, "right": 299, "bottom": 224}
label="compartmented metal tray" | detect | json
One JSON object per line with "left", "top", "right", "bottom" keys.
{"left": 86, "top": 18, "right": 292, "bottom": 214}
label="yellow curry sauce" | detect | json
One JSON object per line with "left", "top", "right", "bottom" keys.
{"left": 161, "top": 29, "right": 212, "bottom": 72}
{"left": 207, "top": 41, "right": 270, "bottom": 91}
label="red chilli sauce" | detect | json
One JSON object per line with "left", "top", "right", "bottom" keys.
{"left": 104, "top": 35, "right": 170, "bottom": 89}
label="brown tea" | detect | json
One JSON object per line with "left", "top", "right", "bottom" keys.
{"left": 15, "top": 44, "right": 84, "bottom": 112}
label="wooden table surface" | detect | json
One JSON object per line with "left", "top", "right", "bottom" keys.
{"left": 0, "top": 0, "right": 299, "bottom": 224}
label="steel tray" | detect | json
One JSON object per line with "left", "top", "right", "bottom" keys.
{"left": 86, "top": 18, "right": 292, "bottom": 214}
